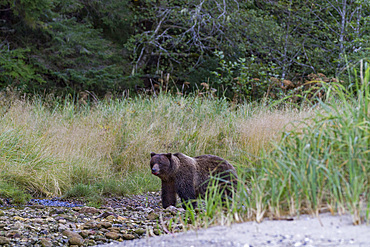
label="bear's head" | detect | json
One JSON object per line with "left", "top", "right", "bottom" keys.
{"left": 150, "top": 152, "right": 173, "bottom": 179}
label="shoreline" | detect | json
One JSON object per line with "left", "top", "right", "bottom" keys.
{"left": 100, "top": 213, "right": 370, "bottom": 247}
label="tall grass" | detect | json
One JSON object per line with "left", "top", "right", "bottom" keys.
{"left": 258, "top": 72, "right": 369, "bottom": 224}
{"left": 193, "top": 65, "right": 369, "bottom": 227}
{"left": 0, "top": 90, "right": 309, "bottom": 203}
{"left": 2, "top": 72, "right": 368, "bottom": 227}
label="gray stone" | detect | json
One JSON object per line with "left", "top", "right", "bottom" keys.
{"left": 98, "top": 222, "right": 112, "bottom": 229}
{"left": 62, "top": 229, "right": 84, "bottom": 245}
{"left": 40, "top": 238, "right": 53, "bottom": 247}
{"left": 105, "top": 231, "right": 121, "bottom": 240}
{"left": 135, "top": 228, "right": 146, "bottom": 235}
{"left": 79, "top": 230, "right": 93, "bottom": 238}
{"left": 0, "top": 236, "right": 10, "bottom": 245}
{"left": 147, "top": 212, "right": 159, "bottom": 220}
{"left": 6, "top": 230, "right": 21, "bottom": 238}
{"left": 122, "top": 233, "right": 136, "bottom": 240}
{"left": 153, "top": 229, "right": 161, "bottom": 235}
{"left": 80, "top": 207, "right": 100, "bottom": 214}
{"left": 86, "top": 239, "right": 96, "bottom": 246}
{"left": 82, "top": 221, "right": 97, "bottom": 229}
{"left": 69, "top": 235, "right": 84, "bottom": 245}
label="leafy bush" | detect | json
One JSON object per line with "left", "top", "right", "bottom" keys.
{"left": 211, "top": 51, "right": 278, "bottom": 101}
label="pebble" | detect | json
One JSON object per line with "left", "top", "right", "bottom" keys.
{"left": 0, "top": 192, "right": 186, "bottom": 246}
{"left": 105, "top": 232, "right": 121, "bottom": 240}
{"left": 69, "top": 235, "right": 84, "bottom": 245}
{"left": 106, "top": 215, "right": 116, "bottom": 222}
{"left": 135, "top": 228, "right": 146, "bottom": 235}
{"left": 7, "top": 230, "right": 21, "bottom": 238}
{"left": 40, "top": 238, "right": 53, "bottom": 247}
{"left": 98, "top": 222, "right": 113, "bottom": 228}
{"left": 83, "top": 221, "right": 97, "bottom": 229}
{"left": 80, "top": 206, "right": 100, "bottom": 214}
{"left": 80, "top": 230, "right": 93, "bottom": 238}
{"left": 0, "top": 236, "right": 10, "bottom": 245}
{"left": 147, "top": 212, "right": 159, "bottom": 220}
{"left": 122, "top": 233, "right": 136, "bottom": 240}
{"left": 13, "top": 216, "right": 26, "bottom": 221}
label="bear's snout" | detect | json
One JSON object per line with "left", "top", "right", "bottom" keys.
{"left": 151, "top": 164, "right": 160, "bottom": 175}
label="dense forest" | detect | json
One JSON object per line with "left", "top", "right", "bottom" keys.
{"left": 1, "top": 0, "right": 370, "bottom": 100}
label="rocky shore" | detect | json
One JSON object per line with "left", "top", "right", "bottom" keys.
{"left": 3, "top": 193, "right": 369, "bottom": 247}
{"left": 0, "top": 192, "right": 185, "bottom": 246}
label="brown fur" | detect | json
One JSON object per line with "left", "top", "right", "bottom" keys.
{"left": 150, "top": 152, "right": 238, "bottom": 208}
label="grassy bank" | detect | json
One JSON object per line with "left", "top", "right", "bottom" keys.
{"left": 0, "top": 91, "right": 310, "bottom": 203}
{"left": 187, "top": 78, "right": 370, "bottom": 227}
{"left": 259, "top": 81, "right": 370, "bottom": 224}
{"left": 0, "top": 79, "right": 368, "bottom": 225}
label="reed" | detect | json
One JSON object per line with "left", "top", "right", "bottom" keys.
{"left": 2, "top": 73, "right": 367, "bottom": 226}
{"left": 192, "top": 65, "right": 369, "bottom": 226}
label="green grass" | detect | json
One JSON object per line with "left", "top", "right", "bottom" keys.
{"left": 0, "top": 90, "right": 303, "bottom": 205}
{"left": 0, "top": 181, "right": 31, "bottom": 204}
{"left": 0, "top": 70, "right": 368, "bottom": 227}
{"left": 182, "top": 67, "right": 369, "bottom": 227}
{"left": 258, "top": 75, "right": 369, "bottom": 224}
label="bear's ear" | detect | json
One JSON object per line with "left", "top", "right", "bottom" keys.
{"left": 165, "top": 153, "right": 172, "bottom": 160}
{"left": 150, "top": 152, "right": 156, "bottom": 157}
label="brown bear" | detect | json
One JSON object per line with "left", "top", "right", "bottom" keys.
{"left": 150, "top": 152, "right": 238, "bottom": 208}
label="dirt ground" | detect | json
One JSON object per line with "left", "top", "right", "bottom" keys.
{"left": 101, "top": 213, "right": 370, "bottom": 247}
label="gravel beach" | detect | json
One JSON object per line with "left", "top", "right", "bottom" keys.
{"left": 0, "top": 192, "right": 182, "bottom": 246}
{"left": 1, "top": 193, "right": 369, "bottom": 246}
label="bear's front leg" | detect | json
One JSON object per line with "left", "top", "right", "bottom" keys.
{"left": 161, "top": 180, "right": 177, "bottom": 208}
{"left": 176, "top": 181, "right": 197, "bottom": 209}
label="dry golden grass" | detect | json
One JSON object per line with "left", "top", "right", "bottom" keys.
{"left": 0, "top": 93, "right": 317, "bottom": 197}
{"left": 1, "top": 81, "right": 368, "bottom": 227}
{"left": 236, "top": 108, "right": 315, "bottom": 156}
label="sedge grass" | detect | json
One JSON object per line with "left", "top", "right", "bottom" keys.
{"left": 0, "top": 91, "right": 307, "bottom": 204}
{"left": 0, "top": 75, "right": 368, "bottom": 230}
{"left": 176, "top": 65, "right": 369, "bottom": 228}
{"left": 0, "top": 77, "right": 368, "bottom": 228}
{"left": 189, "top": 67, "right": 369, "bottom": 227}
{"left": 259, "top": 75, "right": 369, "bottom": 224}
